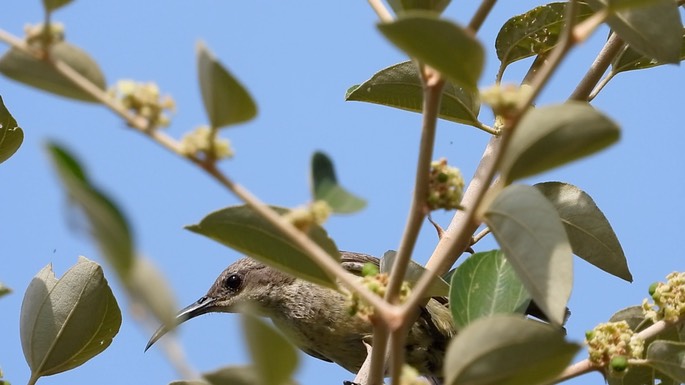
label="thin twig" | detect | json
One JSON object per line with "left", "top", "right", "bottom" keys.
{"left": 368, "top": 0, "right": 393, "bottom": 22}
{"left": 366, "top": 325, "right": 390, "bottom": 385}
{"left": 471, "top": 226, "right": 490, "bottom": 245}
{"left": 389, "top": 328, "right": 408, "bottom": 385}
{"left": 467, "top": 0, "right": 498, "bottom": 33}
{"left": 569, "top": 33, "right": 624, "bottom": 101}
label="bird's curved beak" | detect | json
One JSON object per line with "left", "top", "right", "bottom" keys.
{"left": 145, "top": 295, "right": 217, "bottom": 351}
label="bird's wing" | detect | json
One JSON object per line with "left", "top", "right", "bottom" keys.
{"left": 301, "top": 347, "right": 333, "bottom": 363}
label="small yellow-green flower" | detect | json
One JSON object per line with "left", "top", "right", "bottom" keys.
{"left": 282, "top": 200, "right": 332, "bottom": 231}
{"left": 179, "top": 126, "right": 233, "bottom": 160}
{"left": 480, "top": 83, "right": 532, "bottom": 119}
{"left": 25, "top": 22, "right": 65, "bottom": 47}
{"left": 642, "top": 271, "right": 685, "bottom": 323}
{"left": 427, "top": 158, "right": 464, "bottom": 211}
{"left": 109, "top": 79, "right": 175, "bottom": 128}
{"left": 586, "top": 321, "right": 644, "bottom": 377}
{"left": 346, "top": 272, "right": 411, "bottom": 321}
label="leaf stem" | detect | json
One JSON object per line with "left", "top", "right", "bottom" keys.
{"left": 26, "top": 373, "right": 39, "bottom": 385}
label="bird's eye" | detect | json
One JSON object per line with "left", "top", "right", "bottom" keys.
{"left": 224, "top": 274, "right": 242, "bottom": 291}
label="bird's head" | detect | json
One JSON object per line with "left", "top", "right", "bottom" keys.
{"left": 145, "top": 257, "right": 294, "bottom": 351}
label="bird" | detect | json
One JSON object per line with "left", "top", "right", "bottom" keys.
{"left": 146, "top": 251, "right": 456, "bottom": 377}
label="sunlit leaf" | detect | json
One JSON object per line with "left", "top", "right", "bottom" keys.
{"left": 449, "top": 250, "right": 531, "bottom": 329}
{"left": 444, "top": 314, "right": 579, "bottom": 385}
{"left": 204, "top": 366, "right": 298, "bottom": 385}
{"left": 612, "top": 29, "right": 685, "bottom": 74}
{"left": 46, "top": 143, "right": 134, "bottom": 278}
{"left": 496, "top": 2, "right": 594, "bottom": 69}
{"left": 646, "top": 341, "right": 685, "bottom": 383}
{"left": 242, "top": 314, "right": 298, "bottom": 385}
{"left": 0, "top": 95, "right": 23, "bottom": 164}
{"left": 43, "top": 0, "right": 74, "bottom": 12}
{"left": 387, "top": 0, "right": 450, "bottom": 14}
{"left": 483, "top": 185, "right": 572, "bottom": 325}
{"left": 536, "top": 182, "right": 632, "bottom": 282}
{"left": 20, "top": 257, "right": 121, "bottom": 378}
{"left": 380, "top": 250, "right": 449, "bottom": 298}
{"left": 311, "top": 152, "right": 365, "bottom": 214}
{"left": 345, "top": 61, "right": 481, "bottom": 127}
{"left": 186, "top": 205, "right": 340, "bottom": 288}
{"left": 197, "top": 42, "right": 257, "bottom": 129}
{"left": 593, "top": 0, "right": 682, "bottom": 64}
{"left": 378, "top": 13, "right": 484, "bottom": 91}
{"left": 126, "top": 257, "right": 178, "bottom": 329}
{"left": 0, "top": 42, "right": 106, "bottom": 103}
{"left": 500, "top": 102, "right": 620, "bottom": 183}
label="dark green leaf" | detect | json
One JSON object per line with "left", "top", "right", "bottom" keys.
{"left": 197, "top": 42, "right": 257, "bottom": 129}
{"left": 496, "top": 2, "right": 595, "bottom": 69}
{"left": 0, "top": 282, "right": 11, "bottom": 298}
{"left": 204, "top": 366, "right": 298, "bottom": 385}
{"left": 612, "top": 29, "right": 685, "bottom": 74}
{"left": 377, "top": 13, "right": 484, "bottom": 91}
{"left": 20, "top": 257, "right": 121, "bottom": 378}
{"left": 242, "top": 314, "right": 298, "bottom": 385}
{"left": 379, "top": 250, "right": 449, "bottom": 298}
{"left": 0, "top": 42, "right": 106, "bottom": 103}
{"left": 500, "top": 102, "right": 620, "bottom": 183}
{"left": 536, "top": 182, "right": 632, "bottom": 282}
{"left": 46, "top": 143, "right": 134, "bottom": 277}
{"left": 186, "top": 205, "right": 340, "bottom": 288}
{"left": 0, "top": 96, "right": 23, "bottom": 164}
{"left": 646, "top": 341, "right": 685, "bottom": 383}
{"left": 595, "top": 0, "right": 682, "bottom": 63}
{"left": 483, "top": 185, "right": 572, "bottom": 325}
{"left": 449, "top": 250, "right": 531, "bottom": 329}
{"left": 387, "top": 0, "right": 450, "bottom": 14}
{"left": 345, "top": 61, "right": 481, "bottom": 127}
{"left": 311, "top": 152, "right": 366, "bottom": 214}
{"left": 43, "top": 0, "right": 74, "bottom": 12}
{"left": 444, "top": 314, "right": 579, "bottom": 385}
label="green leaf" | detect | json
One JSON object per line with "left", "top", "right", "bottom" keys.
{"left": 0, "top": 282, "right": 11, "bottom": 298}
{"left": 597, "top": 0, "right": 682, "bottom": 64}
{"left": 500, "top": 102, "right": 620, "bottom": 183}
{"left": 612, "top": 29, "right": 685, "bottom": 74}
{"left": 449, "top": 250, "right": 531, "bottom": 329}
{"left": 170, "top": 381, "right": 209, "bottom": 385}
{"left": 387, "top": 0, "right": 450, "bottom": 14}
{"left": 496, "top": 2, "right": 595, "bottom": 69}
{"left": 536, "top": 182, "right": 632, "bottom": 282}
{"left": 379, "top": 250, "right": 449, "bottom": 298}
{"left": 125, "top": 257, "right": 178, "bottom": 329}
{"left": 46, "top": 143, "right": 134, "bottom": 278}
{"left": 204, "top": 366, "right": 298, "bottom": 385}
{"left": 43, "top": 0, "right": 74, "bottom": 12}
{"left": 483, "top": 185, "right": 572, "bottom": 325}
{"left": 646, "top": 341, "right": 685, "bottom": 383}
{"left": 609, "top": 306, "right": 649, "bottom": 331}
{"left": 345, "top": 61, "right": 481, "bottom": 128}
{"left": 186, "top": 205, "right": 340, "bottom": 288}
{"left": 444, "top": 314, "right": 579, "bottom": 385}
{"left": 311, "top": 152, "right": 366, "bottom": 214}
{"left": 197, "top": 41, "right": 257, "bottom": 129}
{"left": 0, "top": 42, "right": 106, "bottom": 103}
{"left": 20, "top": 257, "right": 121, "bottom": 378}
{"left": 377, "top": 13, "right": 484, "bottom": 91}
{"left": 0, "top": 96, "right": 23, "bottom": 164}
{"left": 242, "top": 314, "right": 298, "bottom": 385}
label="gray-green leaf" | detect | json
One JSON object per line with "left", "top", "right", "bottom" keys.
{"left": 204, "top": 366, "right": 298, "bottom": 385}
{"left": 449, "top": 250, "right": 531, "bottom": 329}
{"left": 186, "top": 205, "right": 340, "bottom": 288}
{"left": 43, "top": 0, "right": 74, "bottom": 12}
{"left": 500, "top": 102, "right": 620, "bottom": 183}
{"left": 242, "top": 314, "right": 298, "bottom": 385}
{"left": 311, "top": 151, "right": 366, "bottom": 214}
{"left": 646, "top": 341, "right": 685, "bottom": 383}
{"left": 483, "top": 185, "right": 573, "bottom": 325}
{"left": 20, "top": 257, "right": 121, "bottom": 378}
{"left": 345, "top": 61, "right": 481, "bottom": 128}
{"left": 0, "top": 95, "right": 23, "bottom": 164}
{"left": 536, "top": 182, "right": 632, "bottom": 282}
{"left": 46, "top": 143, "right": 134, "bottom": 278}
{"left": 377, "top": 13, "right": 484, "bottom": 92}
{"left": 197, "top": 41, "right": 257, "bottom": 129}
{"left": 379, "top": 250, "right": 449, "bottom": 298}
{"left": 444, "top": 314, "right": 579, "bottom": 385}
{"left": 0, "top": 42, "right": 106, "bottom": 103}
{"left": 611, "top": 29, "right": 685, "bottom": 74}
{"left": 386, "top": 0, "right": 450, "bottom": 15}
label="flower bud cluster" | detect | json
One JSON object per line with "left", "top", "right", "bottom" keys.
{"left": 179, "top": 126, "right": 233, "bottom": 160}
{"left": 108, "top": 80, "right": 175, "bottom": 128}
{"left": 642, "top": 271, "right": 685, "bottom": 323}
{"left": 400, "top": 364, "right": 431, "bottom": 385}
{"left": 281, "top": 200, "right": 332, "bottom": 231}
{"left": 25, "top": 22, "right": 65, "bottom": 47}
{"left": 480, "top": 83, "right": 532, "bottom": 119}
{"left": 427, "top": 158, "right": 464, "bottom": 211}
{"left": 585, "top": 321, "right": 644, "bottom": 376}
{"left": 346, "top": 270, "right": 411, "bottom": 322}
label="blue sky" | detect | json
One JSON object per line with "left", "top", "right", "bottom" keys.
{"left": 1, "top": 1, "right": 684, "bottom": 385}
